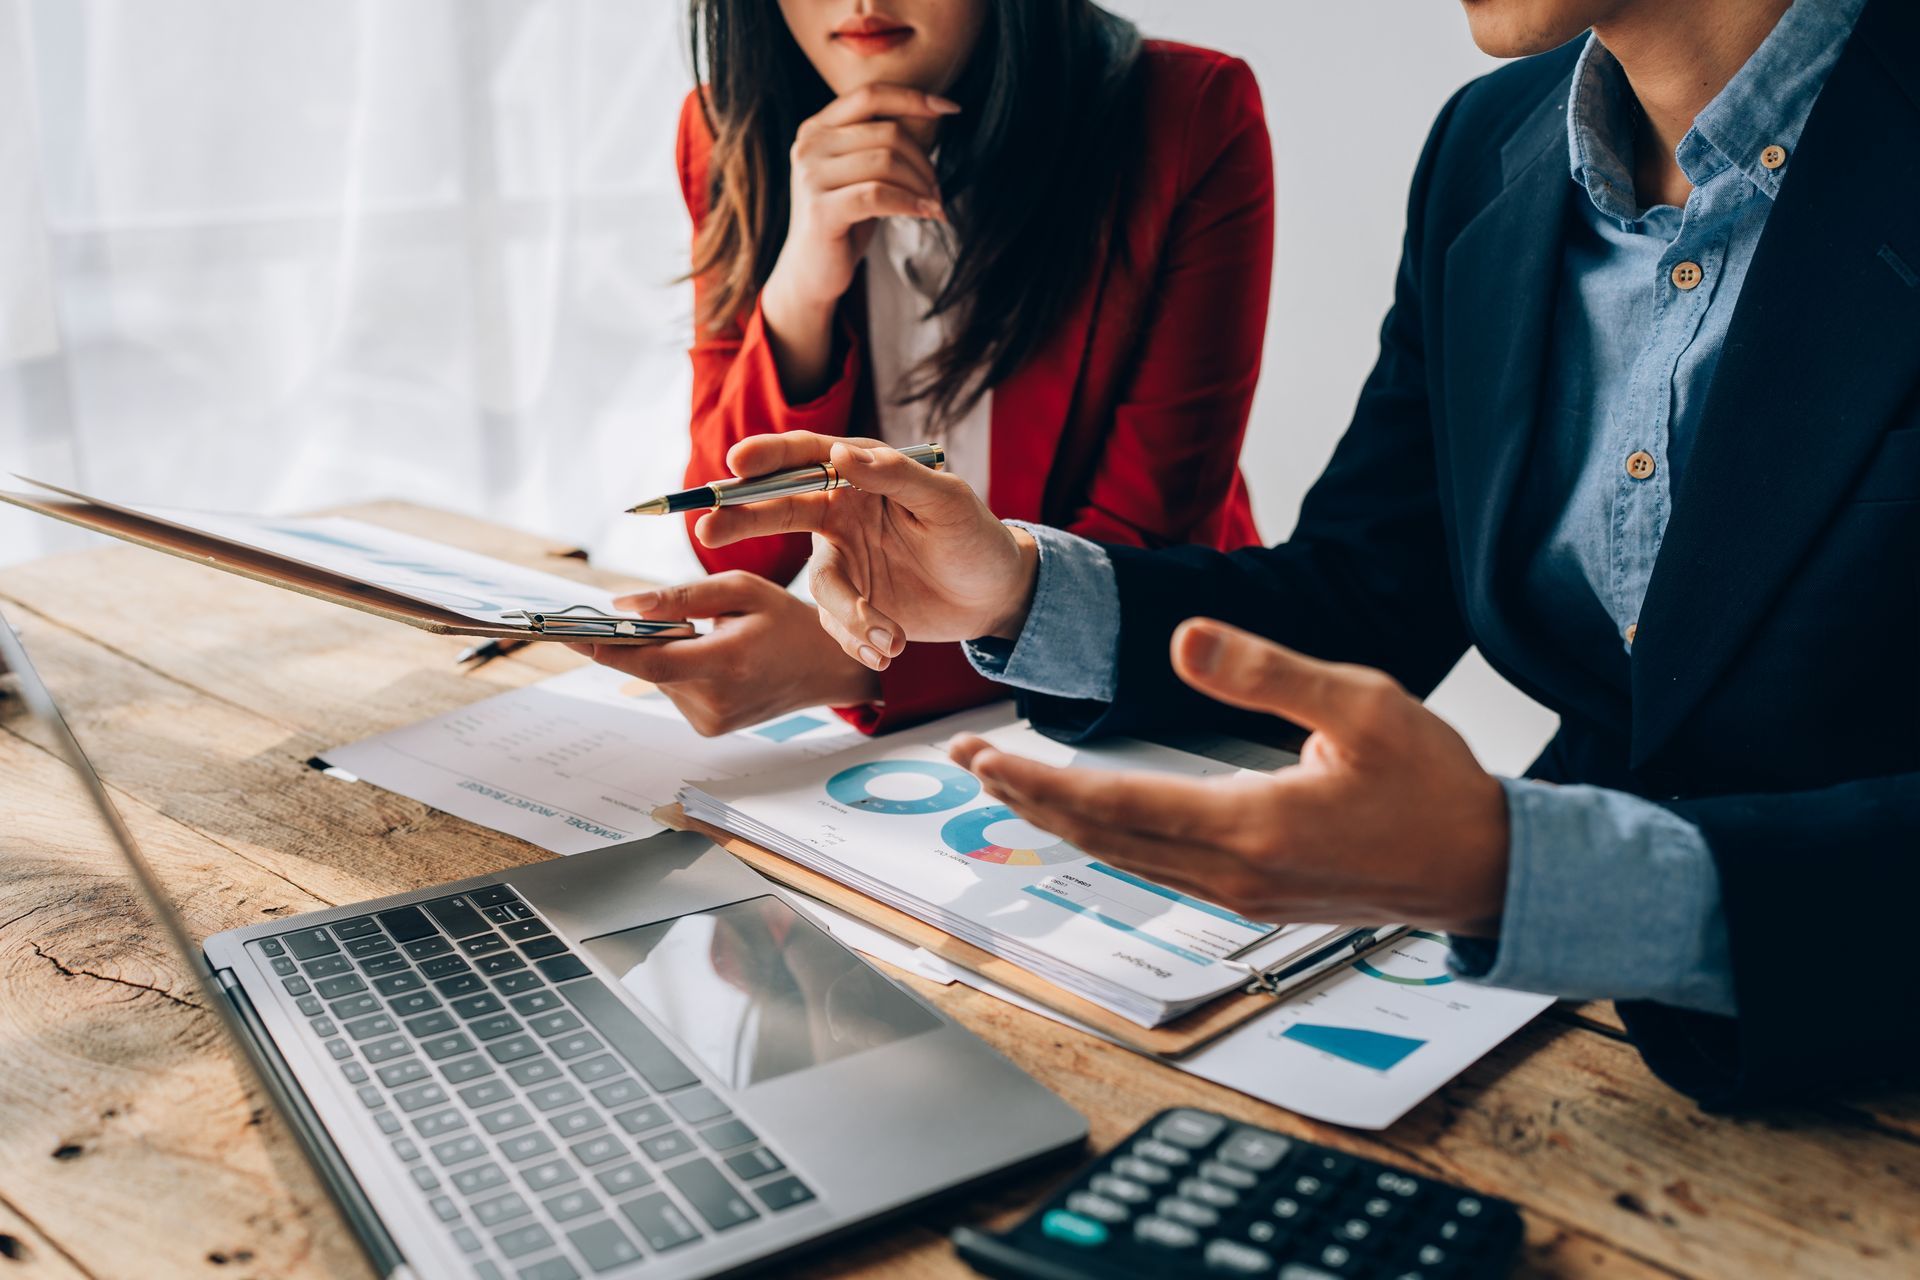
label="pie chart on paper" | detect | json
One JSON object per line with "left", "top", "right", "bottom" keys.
{"left": 941, "top": 805, "right": 1080, "bottom": 867}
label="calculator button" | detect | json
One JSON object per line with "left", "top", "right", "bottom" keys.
{"left": 1065, "top": 1192, "right": 1130, "bottom": 1224}
{"left": 1203, "top": 1238, "right": 1275, "bottom": 1274}
{"left": 1334, "top": 1217, "right": 1373, "bottom": 1244}
{"left": 1219, "top": 1128, "right": 1292, "bottom": 1172}
{"left": 1153, "top": 1110, "right": 1227, "bottom": 1149}
{"left": 1246, "top": 1220, "right": 1277, "bottom": 1244}
{"left": 1179, "top": 1177, "right": 1239, "bottom": 1209}
{"left": 1134, "top": 1216, "right": 1199, "bottom": 1249}
{"left": 1090, "top": 1174, "right": 1151, "bottom": 1205}
{"left": 1454, "top": 1196, "right": 1483, "bottom": 1218}
{"left": 1317, "top": 1243, "right": 1355, "bottom": 1271}
{"left": 1270, "top": 1196, "right": 1309, "bottom": 1222}
{"left": 1040, "top": 1209, "right": 1109, "bottom": 1248}
{"left": 1416, "top": 1244, "right": 1450, "bottom": 1267}
{"left": 1112, "top": 1156, "right": 1172, "bottom": 1185}
{"left": 1133, "top": 1139, "right": 1192, "bottom": 1167}
{"left": 1199, "top": 1160, "right": 1258, "bottom": 1190}
{"left": 1288, "top": 1174, "right": 1336, "bottom": 1203}
{"left": 1158, "top": 1197, "right": 1220, "bottom": 1229}
{"left": 1375, "top": 1171, "right": 1421, "bottom": 1198}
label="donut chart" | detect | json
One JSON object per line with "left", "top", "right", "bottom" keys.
{"left": 941, "top": 805, "right": 1079, "bottom": 867}
{"left": 1355, "top": 930, "right": 1455, "bottom": 986}
{"left": 825, "top": 760, "right": 980, "bottom": 815}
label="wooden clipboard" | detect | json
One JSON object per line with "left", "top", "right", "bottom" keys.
{"left": 656, "top": 802, "right": 1291, "bottom": 1059}
{"left": 0, "top": 485, "right": 680, "bottom": 644}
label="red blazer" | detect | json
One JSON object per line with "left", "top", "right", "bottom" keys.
{"left": 675, "top": 41, "right": 1273, "bottom": 732}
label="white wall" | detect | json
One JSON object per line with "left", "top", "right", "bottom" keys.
{"left": 0, "top": 0, "right": 1558, "bottom": 774}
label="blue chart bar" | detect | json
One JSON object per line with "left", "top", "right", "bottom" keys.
{"left": 1281, "top": 1023, "right": 1425, "bottom": 1072}
{"left": 753, "top": 713, "right": 829, "bottom": 743}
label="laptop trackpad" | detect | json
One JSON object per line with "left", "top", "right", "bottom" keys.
{"left": 580, "top": 895, "right": 940, "bottom": 1091}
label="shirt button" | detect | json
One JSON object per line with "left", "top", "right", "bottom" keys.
{"left": 1670, "top": 261, "right": 1703, "bottom": 290}
{"left": 1625, "top": 623, "right": 1639, "bottom": 645}
{"left": 1760, "top": 144, "right": 1787, "bottom": 170}
{"left": 1625, "top": 450, "right": 1656, "bottom": 480}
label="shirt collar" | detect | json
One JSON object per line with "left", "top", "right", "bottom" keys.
{"left": 1566, "top": 0, "right": 1867, "bottom": 224}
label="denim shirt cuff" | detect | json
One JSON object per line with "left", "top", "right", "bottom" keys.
{"left": 964, "top": 522, "right": 1120, "bottom": 703}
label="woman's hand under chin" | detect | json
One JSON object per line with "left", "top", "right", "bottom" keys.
{"left": 569, "top": 571, "right": 880, "bottom": 737}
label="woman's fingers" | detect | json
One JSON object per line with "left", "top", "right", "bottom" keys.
{"left": 816, "top": 180, "right": 943, "bottom": 228}
{"left": 811, "top": 120, "right": 939, "bottom": 187}
{"left": 614, "top": 572, "right": 773, "bottom": 621}
{"left": 806, "top": 148, "right": 940, "bottom": 203}
{"left": 802, "top": 83, "right": 959, "bottom": 133}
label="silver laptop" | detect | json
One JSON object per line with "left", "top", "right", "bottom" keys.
{"left": 0, "top": 611, "right": 1085, "bottom": 1280}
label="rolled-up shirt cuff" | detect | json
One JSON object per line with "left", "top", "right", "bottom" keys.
{"left": 964, "top": 522, "right": 1120, "bottom": 703}
{"left": 1448, "top": 778, "right": 1737, "bottom": 1017}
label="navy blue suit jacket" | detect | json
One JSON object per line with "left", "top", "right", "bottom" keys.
{"left": 1027, "top": 0, "right": 1920, "bottom": 1107}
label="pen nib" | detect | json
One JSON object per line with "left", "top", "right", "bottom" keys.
{"left": 625, "top": 497, "right": 671, "bottom": 516}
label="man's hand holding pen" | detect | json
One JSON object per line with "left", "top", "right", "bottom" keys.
{"left": 695, "top": 432, "right": 1513, "bottom": 936}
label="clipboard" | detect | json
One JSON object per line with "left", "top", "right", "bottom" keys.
{"left": 1, "top": 480, "right": 689, "bottom": 644}
{"left": 657, "top": 802, "right": 1406, "bottom": 1059}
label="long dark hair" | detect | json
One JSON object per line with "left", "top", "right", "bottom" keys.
{"left": 688, "top": 0, "right": 1143, "bottom": 425}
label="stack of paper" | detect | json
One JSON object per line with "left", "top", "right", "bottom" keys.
{"left": 683, "top": 708, "right": 1339, "bottom": 1029}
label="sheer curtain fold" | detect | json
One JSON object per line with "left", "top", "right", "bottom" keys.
{"left": 0, "top": 0, "right": 703, "bottom": 582}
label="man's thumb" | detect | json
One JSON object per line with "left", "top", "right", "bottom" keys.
{"left": 1171, "top": 618, "right": 1399, "bottom": 737}
{"left": 831, "top": 441, "right": 965, "bottom": 508}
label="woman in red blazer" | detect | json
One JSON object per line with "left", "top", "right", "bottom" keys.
{"left": 585, "top": 0, "right": 1271, "bottom": 734}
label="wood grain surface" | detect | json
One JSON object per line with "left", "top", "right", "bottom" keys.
{"left": 0, "top": 502, "right": 1913, "bottom": 1280}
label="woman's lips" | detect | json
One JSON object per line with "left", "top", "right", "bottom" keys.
{"left": 831, "top": 26, "right": 912, "bottom": 56}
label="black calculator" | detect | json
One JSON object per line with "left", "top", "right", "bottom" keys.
{"left": 952, "top": 1108, "right": 1522, "bottom": 1279}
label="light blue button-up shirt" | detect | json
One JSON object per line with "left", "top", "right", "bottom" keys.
{"left": 963, "top": 0, "right": 1866, "bottom": 1018}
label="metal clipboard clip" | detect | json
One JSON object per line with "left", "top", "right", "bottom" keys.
{"left": 1220, "top": 925, "right": 1412, "bottom": 1000}
{"left": 498, "top": 606, "right": 694, "bottom": 639}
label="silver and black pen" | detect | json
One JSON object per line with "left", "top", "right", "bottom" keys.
{"left": 625, "top": 442, "right": 945, "bottom": 516}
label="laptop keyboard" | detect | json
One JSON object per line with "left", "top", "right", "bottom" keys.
{"left": 252, "top": 884, "right": 815, "bottom": 1278}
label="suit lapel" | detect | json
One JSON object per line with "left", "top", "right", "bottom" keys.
{"left": 1630, "top": 2, "right": 1920, "bottom": 766}
{"left": 1441, "top": 93, "right": 1579, "bottom": 697}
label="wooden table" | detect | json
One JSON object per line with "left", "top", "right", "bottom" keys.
{"left": 0, "top": 502, "right": 1914, "bottom": 1280}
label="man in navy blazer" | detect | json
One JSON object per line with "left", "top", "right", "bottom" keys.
{"left": 681, "top": 0, "right": 1919, "bottom": 1107}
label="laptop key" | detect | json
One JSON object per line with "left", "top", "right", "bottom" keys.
{"left": 419, "top": 954, "right": 469, "bottom": 980}
{"left": 568, "top": 1219, "right": 643, "bottom": 1274}
{"left": 544, "top": 1189, "right": 601, "bottom": 1223}
{"left": 520, "top": 936, "right": 567, "bottom": 960}
{"left": 478, "top": 952, "right": 527, "bottom": 976}
{"left": 561, "top": 982, "right": 698, "bottom": 1092}
{"left": 725, "top": 1148, "right": 785, "bottom": 1181}
{"left": 613, "top": 1104, "right": 669, "bottom": 1136}
{"left": 341, "top": 1062, "right": 369, "bottom": 1085}
{"left": 440, "top": 1056, "right": 494, "bottom": 1085}
{"left": 422, "top": 1033, "right": 475, "bottom": 1061}
{"left": 376, "top": 906, "right": 437, "bottom": 943}
{"left": 470, "top": 1014, "right": 523, "bottom": 1042}
{"left": 493, "top": 1224, "right": 554, "bottom": 1260}
{"left": 469, "top": 885, "right": 520, "bottom": 908}
{"left": 667, "top": 1087, "right": 729, "bottom": 1125}
{"left": 500, "top": 1132, "right": 557, "bottom": 1163}
{"left": 483, "top": 904, "right": 516, "bottom": 925}
{"left": 551, "top": 1109, "right": 605, "bottom": 1140}
{"left": 508, "top": 1058, "right": 562, "bottom": 1087}
{"left": 517, "top": 1257, "right": 579, "bottom": 1280}
{"left": 271, "top": 957, "right": 297, "bottom": 977}
{"left": 282, "top": 927, "right": 339, "bottom": 960}
{"left": 753, "top": 1175, "right": 816, "bottom": 1212}
{"left": 330, "top": 993, "right": 379, "bottom": 1019}
{"left": 569, "top": 1136, "right": 623, "bottom": 1168}
{"left": 536, "top": 955, "right": 591, "bottom": 983}
{"left": 458, "top": 1079, "right": 514, "bottom": 1110}
{"left": 429, "top": 1195, "right": 459, "bottom": 1223}
{"left": 392, "top": 1137, "right": 420, "bottom": 1161}
{"left": 414, "top": 1109, "right": 469, "bottom": 1139}
{"left": 453, "top": 1162, "right": 508, "bottom": 1196}
{"left": 310, "top": 1017, "right": 338, "bottom": 1038}
{"left": 550, "top": 1032, "right": 601, "bottom": 1062}
{"left": 296, "top": 995, "right": 324, "bottom": 1017}
{"left": 283, "top": 977, "right": 312, "bottom": 997}
{"left": 387, "top": 991, "right": 440, "bottom": 1018}
{"left": 377, "top": 1059, "right": 429, "bottom": 1088}
{"left": 344, "top": 1014, "right": 397, "bottom": 1041}
{"left": 410, "top": 1166, "right": 439, "bottom": 1192}
{"left": 509, "top": 990, "right": 564, "bottom": 1017}
{"left": 473, "top": 1191, "right": 532, "bottom": 1228}
{"left": 527, "top": 1082, "right": 582, "bottom": 1113}
{"left": 451, "top": 1227, "right": 483, "bottom": 1255}
{"left": 394, "top": 1082, "right": 448, "bottom": 1113}
{"left": 640, "top": 1130, "right": 694, "bottom": 1163}
{"left": 403, "top": 936, "right": 453, "bottom": 961}
{"left": 570, "top": 1055, "right": 622, "bottom": 1085}
{"left": 325, "top": 1039, "right": 353, "bottom": 1060}
{"left": 403, "top": 1011, "right": 457, "bottom": 1038}
{"left": 436, "top": 972, "right": 486, "bottom": 999}
{"left": 494, "top": 971, "right": 544, "bottom": 995}
{"left": 302, "top": 954, "right": 352, "bottom": 979}
{"left": 315, "top": 975, "right": 368, "bottom": 1000}
{"left": 699, "top": 1119, "right": 756, "bottom": 1152}
{"left": 333, "top": 917, "right": 380, "bottom": 940}
{"left": 502, "top": 918, "right": 551, "bottom": 941}
{"left": 479, "top": 1105, "right": 535, "bottom": 1136}
{"left": 361, "top": 1036, "right": 410, "bottom": 1063}
{"left": 526, "top": 1010, "right": 582, "bottom": 1038}
{"left": 451, "top": 993, "right": 504, "bottom": 1019}
{"left": 595, "top": 1163, "right": 653, "bottom": 1196}
{"left": 344, "top": 934, "right": 393, "bottom": 958}
{"left": 359, "top": 952, "right": 409, "bottom": 977}
{"left": 356, "top": 1085, "right": 384, "bottom": 1109}
{"left": 432, "top": 1134, "right": 487, "bottom": 1166}
{"left": 372, "top": 972, "right": 425, "bottom": 997}
{"left": 666, "top": 1158, "right": 760, "bottom": 1231}
{"left": 521, "top": 1160, "right": 579, "bottom": 1193}
{"left": 590, "top": 1079, "right": 644, "bottom": 1110}
{"left": 375, "top": 1112, "right": 403, "bottom": 1135}
{"left": 621, "top": 1192, "right": 702, "bottom": 1252}
{"left": 463, "top": 934, "right": 510, "bottom": 958}
{"left": 423, "top": 894, "right": 494, "bottom": 939}
{"left": 487, "top": 1034, "right": 541, "bottom": 1064}
{"left": 259, "top": 937, "right": 286, "bottom": 957}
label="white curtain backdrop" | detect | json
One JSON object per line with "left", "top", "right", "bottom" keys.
{"left": 0, "top": 0, "right": 705, "bottom": 580}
